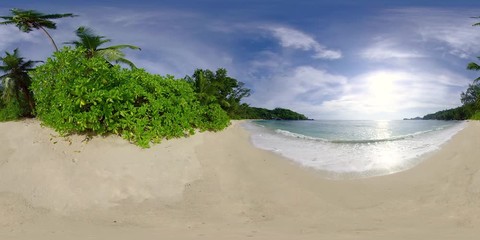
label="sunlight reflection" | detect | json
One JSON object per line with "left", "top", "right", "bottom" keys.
{"left": 370, "top": 120, "right": 402, "bottom": 172}
{"left": 374, "top": 120, "right": 391, "bottom": 139}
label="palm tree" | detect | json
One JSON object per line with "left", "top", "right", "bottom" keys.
{"left": 468, "top": 17, "right": 480, "bottom": 82}
{"left": 0, "top": 49, "right": 41, "bottom": 116}
{"left": 65, "top": 26, "right": 141, "bottom": 68}
{"left": 467, "top": 57, "right": 480, "bottom": 81}
{"left": 0, "top": 8, "right": 76, "bottom": 51}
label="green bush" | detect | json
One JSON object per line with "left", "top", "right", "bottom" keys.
{"left": 0, "top": 99, "right": 26, "bottom": 121}
{"left": 471, "top": 111, "right": 480, "bottom": 120}
{"left": 31, "top": 47, "right": 229, "bottom": 147}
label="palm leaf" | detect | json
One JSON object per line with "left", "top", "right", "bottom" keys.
{"left": 97, "top": 48, "right": 126, "bottom": 61}
{"left": 98, "top": 44, "right": 141, "bottom": 51}
{"left": 67, "top": 26, "right": 111, "bottom": 51}
{"left": 75, "top": 26, "right": 98, "bottom": 38}
{"left": 41, "top": 13, "right": 77, "bottom": 19}
{"left": 472, "top": 16, "right": 480, "bottom": 26}
{"left": 67, "top": 26, "right": 140, "bottom": 68}
{"left": 467, "top": 62, "right": 480, "bottom": 71}
{"left": 0, "top": 20, "right": 15, "bottom": 25}
{"left": 1, "top": 8, "right": 76, "bottom": 50}
{"left": 115, "top": 58, "right": 137, "bottom": 69}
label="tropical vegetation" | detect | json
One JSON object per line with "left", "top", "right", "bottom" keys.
{"left": 185, "top": 68, "right": 250, "bottom": 118}
{"left": 0, "top": 48, "right": 40, "bottom": 119}
{"left": 0, "top": 7, "right": 309, "bottom": 147}
{"left": 232, "top": 105, "right": 309, "bottom": 120}
{"left": 31, "top": 47, "right": 229, "bottom": 147}
{"left": 184, "top": 68, "right": 308, "bottom": 120}
{"left": 65, "top": 26, "right": 141, "bottom": 68}
{"left": 0, "top": 8, "right": 76, "bottom": 51}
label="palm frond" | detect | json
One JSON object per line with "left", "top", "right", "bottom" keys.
{"left": 69, "top": 26, "right": 111, "bottom": 51}
{"left": 115, "top": 58, "right": 137, "bottom": 69}
{"left": 21, "top": 60, "right": 42, "bottom": 70}
{"left": 97, "top": 49, "right": 126, "bottom": 61}
{"left": 75, "top": 26, "right": 96, "bottom": 37}
{"left": 472, "top": 16, "right": 480, "bottom": 26}
{"left": 0, "top": 20, "right": 15, "bottom": 24}
{"left": 41, "top": 13, "right": 77, "bottom": 19}
{"left": 467, "top": 62, "right": 480, "bottom": 71}
{"left": 68, "top": 26, "right": 139, "bottom": 68}
{"left": 99, "top": 44, "right": 141, "bottom": 51}
{"left": 63, "top": 40, "right": 82, "bottom": 47}
{"left": 34, "top": 20, "right": 57, "bottom": 29}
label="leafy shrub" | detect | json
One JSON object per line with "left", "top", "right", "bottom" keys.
{"left": 0, "top": 99, "right": 26, "bottom": 121}
{"left": 196, "top": 103, "right": 230, "bottom": 130}
{"left": 471, "top": 111, "right": 480, "bottom": 120}
{"left": 31, "top": 47, "right": 229, "bottom": 147}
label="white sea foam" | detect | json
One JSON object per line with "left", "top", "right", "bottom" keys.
{"left": 244, "top": 121, "right": 466, "bottom": 179}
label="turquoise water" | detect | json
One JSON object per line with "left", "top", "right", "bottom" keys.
{"left": 245, "top": 120, "right": 465, "bottom": 179}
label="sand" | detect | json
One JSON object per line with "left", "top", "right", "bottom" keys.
{"left": 0, "top": 119, "right": 480, "bottom": 239}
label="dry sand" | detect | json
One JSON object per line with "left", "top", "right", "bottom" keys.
{"left": 0, "top": 119, "right": 480, "bottom": 239}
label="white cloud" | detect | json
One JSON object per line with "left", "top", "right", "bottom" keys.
{"left": 384, "top": 8, "right": 480, "bottom": 59}
{"left": 265, "top": 26, "right": 342, "bottom": 59}
{"left": 247, "top": 65, "right": 471, "bottom": 120}
{"left": 247, "top": 65, "right": 347, "bottom": 112}
{"left": 0, "top": 25, "right": 42, "bottom": 51}
{"left": 361, "top": 38, "right": 424, "bottom": 60}
{"left": 317, "top": 69, "right": 470, "bottom": 119}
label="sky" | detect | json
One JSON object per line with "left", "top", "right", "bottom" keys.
{"left": 1, "top": 0, "right": 480, "bottom": 120}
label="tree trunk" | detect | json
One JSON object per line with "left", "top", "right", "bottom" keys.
{"left": 18, "top": 82, "right": 35, "bottom": 117}
{"left": 38, "top": 26, "right": 59, "bottom": 51}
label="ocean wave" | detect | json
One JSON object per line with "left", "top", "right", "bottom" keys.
{"left": 274, "top": 129, "right": 329, "bottom": 142}
{"left": 246, "top": 120, "right": 466, "bottom": 178}
{"left": 274, "top": 126, "right": 448, "bottom": 144}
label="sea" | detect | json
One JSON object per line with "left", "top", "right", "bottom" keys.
{"left": 244, "top": 120, "right": 466, "bottom": 179}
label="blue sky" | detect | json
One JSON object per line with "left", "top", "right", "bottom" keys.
{"left": 2, "top": 0, "right": 480, "bottom": 120}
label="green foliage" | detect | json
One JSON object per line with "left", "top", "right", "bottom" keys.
{"left": 0, "top": 8, "right": 76, "bottom": 51}
{"left": 65, "top": 26, "right": 141, "bottom": 68}
{"left": 31, "top": 47, "right": 229, "bottom": 147}
{"left": 232, "top": 104, "right": 309, "bottom": 120}
{"left": 461, "top": 81, "right": 480, "bottom": 106}
{"left": 471, "top": 111, "right": 480, "bottom": 120}
{"left": 0, "top": 98, "right": 27, "bottom": 121}
{"left": 0, "top": 48, "right": 39, "bottom": 118}
{"left": 185, "top": 68, "right": 250, "bottom": 118}
{"left": 185, "top": 68, "right": 308, "bottom": 120}
{"left": 196, "top": 103, "right": 231, "bottom": 130}
{"left": 422, "top": 105, "right": 475, "bottom": 120}
{"left": 271, "top": 108, "right": 309, "bottom": 120}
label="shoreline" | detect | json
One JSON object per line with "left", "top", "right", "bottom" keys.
{"left": 244, "top": 119, "right": 468, "bottom": 180}
{"left": 1, "top": 119, "right": 480, "bottom": 239}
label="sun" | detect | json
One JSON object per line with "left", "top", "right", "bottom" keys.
{"left": 365, "top": 71, "right": 404, "bottom": 112}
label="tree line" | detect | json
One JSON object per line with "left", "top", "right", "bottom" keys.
{"left": 183, "top": 68, "right": 308, "bottom": 120}
{"left": 0, "top": 8, "right": 308, "bottom": 146}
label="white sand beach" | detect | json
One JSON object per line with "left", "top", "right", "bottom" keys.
{"left": 1, "top": 119, "right": 480, "bottom": 239}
